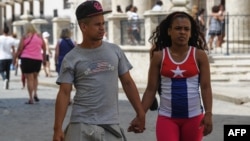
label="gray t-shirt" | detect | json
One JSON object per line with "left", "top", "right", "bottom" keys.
{"left": 56, "top": 41, "right": 132, "bottom": 125}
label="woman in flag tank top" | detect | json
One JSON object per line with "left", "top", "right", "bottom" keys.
{"left": 139, "top": 11, "right": 212, "bottom": 141}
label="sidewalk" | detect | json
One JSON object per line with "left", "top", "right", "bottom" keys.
{"left": 9, "top": 69, "right": 250, "bottom": 105}
{"left": 211, "top": 82, "right": 250, "bottom": 105}
{"left": 1, "top": 70, "right": 250, "bottom": 141}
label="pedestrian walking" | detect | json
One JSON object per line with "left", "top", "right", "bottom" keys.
{"left": 54, "top": 28, "right": 75, "bottom": 74}
{"left": 0, "top": 26, "right": 16, "bottom": 89}
{"left": 130, "top": 6, "right": 141, "bottom": 45}
{"left": 126, "top": 4, "right": 136, "bottom": 45}
{"left": 52, "top": 1, "right": 145, "bottom": 141}
{"left": 42, "top": 31, "right": 52, "bottom": 77}
{"left": 208, "top": 5, "right": 222, "bottom": 50}
{"left": 14, "top": 23, "right": 46, "bottom": 104}
{"left": 131, "top": 11, "right": 213, "bottom": 141}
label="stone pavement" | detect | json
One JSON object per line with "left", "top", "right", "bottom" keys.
{"left": 33, "top": 70, "right": 250, "bottom": 106}
{"left": 0, "top": 70, "right": 250, "bottom": 141}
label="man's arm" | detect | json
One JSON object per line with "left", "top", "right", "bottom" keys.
{"left": 119, "top": 72, "right": 145, "bottom": 133}
{"left": 53, "top": 83, "right": 72, "bottom": 141}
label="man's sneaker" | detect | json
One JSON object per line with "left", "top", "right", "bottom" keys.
{"left": 3, "top": 79, "right": 9, "bottom": 89}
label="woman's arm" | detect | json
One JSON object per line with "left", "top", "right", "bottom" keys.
{"left": 197, "top": 50, "right": 212, "bottom": 115}
{"left": 142, "top": 50, "right": 162, "bottom": 112}
{"left": 196, "top": 49, "right": 213, "bottom": 136}
{"left": 120, "top": 71, "right": 145, "bottom": 133}
{"left": 13, "top": 37, "right": 24, "bottom": 66}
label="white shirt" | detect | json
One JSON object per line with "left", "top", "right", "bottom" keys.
{"left": 0, "top": 35, "right": 15, "bottom": 60}
{"left": 126, "top": 11, "right": 133, "bottom": 20}
{"left": 152, "top": 5, "right": 162, "bottom": 11}
{"left": 130, "top": 12, "right": 140, "bottom": 30}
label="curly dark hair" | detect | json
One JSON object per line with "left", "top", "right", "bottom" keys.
{"left": 149, "top": 11, "right": 207, "bottom": 54}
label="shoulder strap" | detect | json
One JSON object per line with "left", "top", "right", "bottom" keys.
{"left": 18, "top": 35, "right": 34, "bottom": 58}
{"left": 23, "top": 34, "right": 34, "bottom": 49}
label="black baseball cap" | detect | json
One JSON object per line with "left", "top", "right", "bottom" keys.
{"left": 75, "top": 0, "right": 112, "bottom": 20}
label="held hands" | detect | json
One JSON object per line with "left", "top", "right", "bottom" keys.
{"left": 52, "top": 129, "right": 64, "bottom": 141}
{"left": 127, "top": 116, "right": 146, "bottom": 133}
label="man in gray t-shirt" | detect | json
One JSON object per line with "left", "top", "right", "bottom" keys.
{"left": 52, "top": 1, "right": 145, "bottom": 141}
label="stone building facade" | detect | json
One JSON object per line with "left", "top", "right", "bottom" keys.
{"left": 1, "top": 0, "right": 249, "bottom": 48}
{"left": 0, "top": 0, "right": 249, "bottom": 84}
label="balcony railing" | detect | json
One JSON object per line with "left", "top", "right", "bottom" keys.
{"left": 120, "top": 19, "right": 145, "bottom": 46}
{"left": 118, "top": 14, "right": 250, "bottom": 55}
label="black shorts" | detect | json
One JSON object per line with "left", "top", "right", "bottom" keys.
{"left": 21, "top": 58, "right": 42, "bottom": 73}
{"left": 209, "top": 30, "right": 221, "bottom": 36}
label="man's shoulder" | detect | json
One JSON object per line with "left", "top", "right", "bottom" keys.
{"left": 103, "top": 41, "right": 120, "bottom": 48}
{"left": 5, "top": 36, "right": 16, "bottom": 42}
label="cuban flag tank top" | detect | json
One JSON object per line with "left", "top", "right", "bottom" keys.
{"left": 159, "top": 47, "right": 204, "bottom": 118}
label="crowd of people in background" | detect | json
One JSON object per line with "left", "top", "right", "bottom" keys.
{"left": 0, "top": 1, "right": 166, "bottom": 90}
{"left": 54, "top": 28, "right": 75, "bottom": 75}
{"left": 123, "top": 1, "right": 163, "bottom": 45}
{"left": 126, "top": 4, "right": 141, "bottom": 45}
{"left": 114, "top": 1, "right": 226, "bottom": 50}
{"left": 190, "top": 3, "right": 226, "bottom": 51}
{"left": 0, "top": 23, "right": 75, "bottom": 105}
{"left": 207, "top": 4, "right": 225, "bottom": 50}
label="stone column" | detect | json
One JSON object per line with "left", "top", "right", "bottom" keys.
{"left": 31, "top": 19, "right": 48, "bottom": 34}
{"left": 21, "top": 0, "right": 24, "bottom": 15}
{"left": 12, "top": 9, "right": 33, "bottom": 38}
{"left": 226, "top": 0, "right": 250, "bottom": 52}
{"left": 107, "top": 13, "right": 128, "bottom": 44}
{"left": 0, "top": 2, "right": 3, "bottom": 32}
{"left": 12, "top": 1, "right": 22, "bottom": 36}
{"left": 99, "top": 0, "right": 111, "bottom": 13}
{"left": 39, "top": 0, "right": 44, "bottom": 17}
{"left": 10, "top": 3, "right": 15, "bottom": 22}
{"left": 52, "top": 17, "right": 71, "bottom": 45}
{"left": 115, "top": 0, "right": 132, "bottom": 13}
{"left": 29, "top": 0, "right": 33, "bottom": 15}
{"left": 144, "top": 10, "right": 169, "bottom": 48}
{"left": 169, "top": 0, "right": 189, "bottom": 12}
{"left": 3, "top": 5, "right": 6, "bottom": 25}
{"left": 69, "top": 0, "right": 81, "bottom": 43}
{"left": 133, "top": 0, "right": 151, "bottom": 18}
